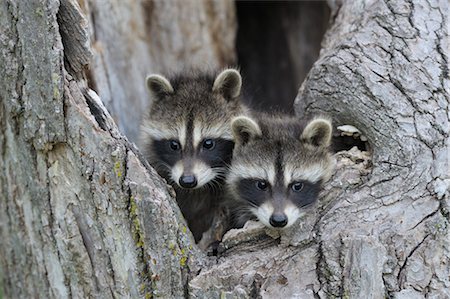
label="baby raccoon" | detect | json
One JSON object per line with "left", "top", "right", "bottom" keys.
{"left": 140, "top": 69, "right": 247, "bottom": 242}
{"left": 227, "top": 114, "right": 334, "bottom": 229}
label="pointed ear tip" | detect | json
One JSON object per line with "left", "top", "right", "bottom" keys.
{"left": 232, "top": 116, "right": 261, "bottom": 134}
{"left": 312, "top": 117, "right": 332, "bottom": 124}
{"left": 302, "top": 117, "right": 333, "bottom": 142}
{"left": 221, "top": 68, "right": 241, "bottom": 75}
{"left": 310, "top": 118, "right": 332, "bottom": 129}
{"left": 232, "top": 115, "right": 255, "bottom": 126}
{"left": 145, "top": 74, "right": 174, "bottom": 93}
{"left": 145, "top": 74, "right": 156, "bottom": 80}
{"left": 213, "top": 68, "right": 242, "bottom": 99}
{"left": 146, "top": 74, "right": 165, "bottom": 83}
{"left": 217, "top": 69, "right": 242, "bottom": 82}
{"left": 145, "top": 74, "right": 159, "bottom": 87}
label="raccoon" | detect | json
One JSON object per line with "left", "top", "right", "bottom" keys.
{"left": 227, "top": 114, "right": 334, "bottom": 229}
{"left": 140, "top": 69, "right": 247, "bottom": 242}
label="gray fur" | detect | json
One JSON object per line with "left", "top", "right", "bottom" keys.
{"left": 212, "top": 69, "right": 242, "bottom": 99}
{"left": 227, "top": 113, "right": 334, "bottom": 228}
{"left": 231, "top": 116, "right": 262, "bottom": 145}
{"left": 146, "top": 74, "right": 174, "bottom": 97}
{"left": 140, "top": 69, "right": 247, "bottom": 242}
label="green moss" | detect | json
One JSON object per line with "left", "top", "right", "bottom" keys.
{"left": 167, "top": 242, "right": 189, "bottom": 268}
{"left": 52, "top": 73, "right": 60, "bottom": 100}
{"left": 342, "top": 290, "right": 350, "bottom": 299}
{"left": 180, "top": 255, "right": 187, "bottom": 267}
{"left": 179, "top": 248, "right": 188, "bottom": 267}
{"left": 130, "top": 197, "right": 144, "bottom": 248}
{"left": 35, "top": 7, "right": 44, "bottom": 17}
{"left": 114, "top": 161, "right": 122, "bottom": 177}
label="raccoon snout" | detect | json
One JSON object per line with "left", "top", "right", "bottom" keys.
{"left": 179, "top": 175, "right": 198, "bottom": 188}
{"left": 269, "top": 213, "right": 288, "bottom": 228}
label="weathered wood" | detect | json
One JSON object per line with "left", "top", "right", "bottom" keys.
{"left": 294, "top": 0, "right": 449, "bottom": 297}
{"left": 0, "top": 0, "right": 448, "bottom": 298}
{"left": 0, "top": 1, "right": 206, "bottom": 298}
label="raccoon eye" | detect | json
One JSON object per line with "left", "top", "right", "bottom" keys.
{"left": 169, "top": 140, "right": 181, "bottom": 151}
{"left": 255, "top": 180, "right": 269, "bottom": 191}
{"left": 202, "top": 139, "right": 215, "bottom": 150}
{"left": 291, "top": 182, "right": 304, "bottom": 192}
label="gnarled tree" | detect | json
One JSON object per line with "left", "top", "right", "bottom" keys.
{"left": 0, "top": 0, "right": 448, "bottom": 298}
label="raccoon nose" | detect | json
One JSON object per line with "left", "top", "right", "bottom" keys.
{"left": 179, "top": 175, "right": 197, "bottom": 188}
{"left": 269, "top": 214, "right": 288, "bottom": 228}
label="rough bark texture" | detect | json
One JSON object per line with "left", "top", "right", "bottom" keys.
{"left": 0, "top": 1, "right": 208, "bottom": 298}
{"left": 0, "top": 0, "right": 448, "bottom": 299}
{"left": 294, "top": 0, "right": 449, "bottom": 297}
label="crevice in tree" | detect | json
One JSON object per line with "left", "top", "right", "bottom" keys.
{"left": 126, "top": 156, "right": 154, "bottom": 298}
{"left": 44, "top": 151, "right": 59, "bottom": 259}
{"left": 249, "top": 273, "right": 263, "bottom": 299}
{"left": 433, "top": 5, "right": 448, "bottom": 97}
{"left": 83, "top": 89, "right": 108, "bottom": 131}
{"left": 397, "top": 233, "right": 431, "bottom": 288}
{"left": 331, "top": 135, "right": 368, "bottom": 153}
{"left": 72, "top": 202, "right": 102, "bottom": 295}
{"left": 235, "top": 1, "right": 330, "bottom": 113}
{"left": 382, "top": 274, "right": 395, "bottom": 299}
{"left": 338, "top": 240, "right": 347, "bottom": 299}
{"left": 315, "top": 240, "right": 327, "bottom": 297}
{"left": 439, "top": 199, "right": 449, "bottom": 222}
{"left": 57, "top": 0, "right": 92, "bottom": 79}
{"left": 85, "top": 67, "right": 98, "bottom": 94}
{"left": 217, "top": 233, "right": 280, "bottom": 258}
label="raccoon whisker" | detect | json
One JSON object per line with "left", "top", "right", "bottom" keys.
{"left": 212, "top": 166, "right": 228, "bottom": 172}
{"left": 206, "top": 179, "right": 223, "bottom": 195}
{"left": 216, "top": 165, "right": 232, "bottom": 172}
{"left": 151, "top": 161, "right": 172, "bottom": 173}
{"left": 236, "top": 199, "right": 259, "bottom": 209}
{"left": 212, "top": 167, "right": 228, "bottom": 177}
{"left": 213, "top": 169, "right": 228, "bottom": 175}
{"left": 299, "top": 201, "right": 316, "bottom": 209}
{"left": 213, "top": 174, "right": 227, "bottom": 181}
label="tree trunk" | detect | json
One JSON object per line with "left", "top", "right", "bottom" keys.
{"left": 0, "top": 0, "right": 448, "bottom": 299}
{"left": 0, "top": 0, "right": 228, "bottom": 297}
{"left": 294, "top": 0, "right": 449, "bottom": 297}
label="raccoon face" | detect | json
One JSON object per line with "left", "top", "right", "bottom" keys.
{"left": 228, "top": 116, "right": 334, "bottom": 228}
{"left": 140, "top": 69, "right": 244, "bottom": 190}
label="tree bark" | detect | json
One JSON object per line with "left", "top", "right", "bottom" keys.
{"left": 0, "top": 0, "right": 217, "bottom": 297}
{"left": 0, "top": 0, "right": 448, "bottom": 299}
{"left": 293, "top": 0, "right": 449, "bottom": 298}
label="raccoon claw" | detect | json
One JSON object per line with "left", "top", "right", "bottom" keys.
{"left": 206, "top": 241, "right": 221, "bottom": 256}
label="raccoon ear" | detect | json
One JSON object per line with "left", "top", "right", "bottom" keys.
{"left": 146, "top": 74, "right": 174, "bottom": 99}
{"left": 231, "top": 116, "right": 262, "bottom": 145}
{"left": 301, "top": 118, "right": 332, "bottom": 147}
{"left": 212, "top": 69, "right": 242, "bottom": 100}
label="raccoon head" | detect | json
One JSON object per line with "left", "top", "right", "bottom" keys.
{"left": 228, "top": 116, "right": 334, "bottom": 228}
{"left": 140, "top": 69, "right": 245, "bottom": 190}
